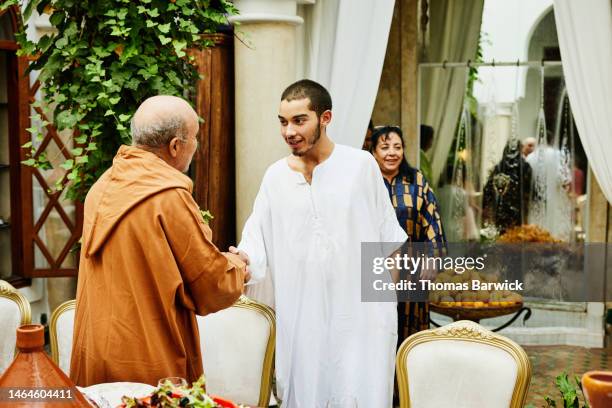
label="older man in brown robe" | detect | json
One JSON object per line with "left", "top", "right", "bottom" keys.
{"left": 70, "top": 95, "right": 248, "bottom": 386}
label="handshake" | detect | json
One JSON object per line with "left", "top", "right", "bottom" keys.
{"left": 228, "top": 246, "right": 252, "bottom": 284}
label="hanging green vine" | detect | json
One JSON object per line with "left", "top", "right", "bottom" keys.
{"left": 1, "top": 0, "right": 237, "bottom": 201}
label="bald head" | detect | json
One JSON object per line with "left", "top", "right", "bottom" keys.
{"left": 522, "top": 137, "right": 537, "bottom": 157}
{"left": 131, "top": 95, "right": 198, "bottom": 148}
{"left": 131, "top": 95, "right": 199, "bottom": 172}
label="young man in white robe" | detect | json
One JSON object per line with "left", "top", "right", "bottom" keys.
{"left": 231, "top": 79, "right": 407, "bottom": 407}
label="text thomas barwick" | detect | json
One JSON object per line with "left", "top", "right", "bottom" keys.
{"left": 372, "top": 279, "right": 524, "bottom": 291}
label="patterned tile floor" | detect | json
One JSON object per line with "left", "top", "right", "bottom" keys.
{"left": 524, "top": 344, "right": 612, "bottom": 407}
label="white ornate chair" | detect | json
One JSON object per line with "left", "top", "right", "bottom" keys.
{"left": 49, "top": 299, "right": 76, "bottom": 375}
{"left": 396, "top": 320, "right": 531, "bottom": 408}
{"left": 0, "top": 280, "right": 31, "bottom": 374}
{"left": 197, "top": 295, "right": 275, "bottom": 407}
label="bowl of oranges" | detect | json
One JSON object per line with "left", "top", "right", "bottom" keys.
{"left": 429, "top": 269, "right": 523, "bottom": 321}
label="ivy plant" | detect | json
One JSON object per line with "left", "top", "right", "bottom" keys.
{"left": 1, "top": 0, "right": 237, "bottom": 201}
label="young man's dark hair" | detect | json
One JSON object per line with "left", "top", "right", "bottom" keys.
{"left": 281, "top": 79, "right": 332, "bottom": 118}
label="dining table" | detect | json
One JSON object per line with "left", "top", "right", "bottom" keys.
{"left": 78, "top": 382, "right": 264, "bottom": 407}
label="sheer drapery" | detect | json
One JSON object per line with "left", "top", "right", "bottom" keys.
{"left": 298, "top": 0, "right": 395, "bottom": 148}
{"left": 421, "top": 0, "right": 484, "bottom": 186}
{"left": 553, "top": 0, "right": 612, "bottom": 204}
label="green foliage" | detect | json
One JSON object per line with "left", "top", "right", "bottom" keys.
{"left": 533, "top": 372, "right": 589, "bottom": 408}
{"left": 465, "top": 31, "right": 487, "bottom": 117}
{"left": 199, "top": 209, "right": 214, "bottom": 225}
{"left": 9, "top": 0, "right": 237, "bottom": 201}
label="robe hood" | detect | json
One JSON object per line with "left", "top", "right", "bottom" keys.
{"left": 83, "top": 145, "right": 194, "bottom": 257}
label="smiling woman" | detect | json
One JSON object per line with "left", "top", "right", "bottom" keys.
{"left": 369, "top": 125, "right": 446, "bottom": 345}
{"left": 371, "top": 126, "right": 407, "bottom": 181}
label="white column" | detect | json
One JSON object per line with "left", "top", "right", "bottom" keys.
{"left": 231, "top": 0, "right": 305, "bottom": 237}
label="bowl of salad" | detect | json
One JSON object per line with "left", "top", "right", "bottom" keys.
{"left": 118, "top": 376, "right": 246, "bottom": 408}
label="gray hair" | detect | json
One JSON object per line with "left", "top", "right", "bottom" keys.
{"left": 130, "top": 114, "right": 188, "bottom": 148}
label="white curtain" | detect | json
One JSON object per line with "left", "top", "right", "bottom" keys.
{"left": 298, "top": 0, "right": 395, "bottom": 148}
{"left": 421, "top": 0, "right": 484, "bottom": 186}
{"left": 553, "top": 0, "right": 612, "bottom": 204}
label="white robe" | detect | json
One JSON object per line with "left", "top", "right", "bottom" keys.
{"left": 238, "top": 144, "right": 407, "bottom": 408}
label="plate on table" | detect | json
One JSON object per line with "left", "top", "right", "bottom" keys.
{"left": 80, "top": 382, "right": 155, "bottom": 407}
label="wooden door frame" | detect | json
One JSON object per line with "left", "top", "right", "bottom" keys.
{"left": 191, "top": 32, "right": 236, "bottom": 251}
{"left": 1, "top": 6, "right": 30, "bottom": 287}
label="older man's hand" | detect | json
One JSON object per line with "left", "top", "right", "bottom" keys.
{"left": 229, "top": 246, "right": 251, "bottom": 283}
{"left": 228, "top": 246, "right": 249, "bottom": 264}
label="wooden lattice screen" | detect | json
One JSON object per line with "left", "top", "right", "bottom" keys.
{"left": 20, "top": 79, "right": 83, "bottom": 278}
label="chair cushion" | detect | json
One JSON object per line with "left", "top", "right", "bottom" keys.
{"left": 198, "top": 306, "right": 271, "bottom": 407}
{"left": 0, "top": 297, "right": 22, "bottom": 373}
{"left": 55, "top": 307, "right": 75, "bottom": 375}
{"left": 404, "top": 339, "right": 517, "bottom": 408}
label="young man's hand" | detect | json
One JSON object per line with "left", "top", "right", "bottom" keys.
{"left": 229, "top": 246, "right": 251, "bottom": 283}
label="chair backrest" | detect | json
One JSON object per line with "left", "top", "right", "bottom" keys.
{"left": 197, "top": 295, "right": 275, "bottom": 407}
{"left": 396, "top": 320, "right": 531, "bottom": 408}
{"left": 49, "top": 299, "right": 76, "bottom": 375}
{"left": 0, "top": 280, "right": 31, "bottom": 374}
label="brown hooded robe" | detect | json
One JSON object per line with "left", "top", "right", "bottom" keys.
{"left": 70, "top": 145, "right": 245, "bottom": 386}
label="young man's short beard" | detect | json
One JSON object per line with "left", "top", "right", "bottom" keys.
{"left": 292, "top": 119, "right": 321, "bottom": 157}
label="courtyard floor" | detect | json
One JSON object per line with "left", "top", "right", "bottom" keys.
{"left": 524, "top": 343, "right": 612, "bottom": 407}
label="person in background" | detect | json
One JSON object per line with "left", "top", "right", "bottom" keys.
{"left": 419, "top": 124, "right": 435, "bottom": 183}
{"left": 482, "top": 139, "right": 532, "bottom": 233}
{"left": 369, "top": 125, "right": 445, "bottom": 341}
{"left": 572, "top": 156, "right": 585, "bottom": 196}
{"left": 436, "top": 163, "right": 480, "bottom": 242}
{"left": 362, "top": 119, "right": 375, "bottom": 150}
{"left": 522, "top": 136, "right": 537, "bottom": 157}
